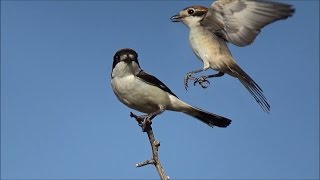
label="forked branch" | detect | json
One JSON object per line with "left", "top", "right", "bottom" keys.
{"left": 130, "top": 112, "right": 169, "bottom": 180}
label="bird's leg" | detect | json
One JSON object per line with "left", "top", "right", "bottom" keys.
{"left": 130, "top": 112, "right": 147, "bottom": 125}
{"left": 130, "top": 108, "right": 165, "bottom": 132}
{"left": 194, "top": 72, "right": 225, "bottom": 88}
{"left": 184, "top": 68, "right": 206, "bottom": 90}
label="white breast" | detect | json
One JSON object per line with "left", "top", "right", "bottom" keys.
{"left": 111, "top": 74, "right": 171, "bottom": 114}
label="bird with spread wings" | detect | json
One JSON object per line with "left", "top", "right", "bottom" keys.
{"left": 171, "top": 0, "right": 295, "bottom": 113}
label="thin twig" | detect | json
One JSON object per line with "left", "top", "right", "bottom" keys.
{"left": 130, "top": 112, "right": 169, "bottom": 180}
{"left": 136, "top": 159, "right": 154, "bottom": 167}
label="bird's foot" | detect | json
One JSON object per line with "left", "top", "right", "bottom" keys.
{"left": 184, "top": 72, "right": 196, "bottom": 90}
{"left": 130, "top": 112, "right": 152, "bottom": 132}
{"left": 193, "top": 76, "right": 211, "bottom": 88}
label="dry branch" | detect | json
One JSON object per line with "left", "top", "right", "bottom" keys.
{"left": 130, "top": 112, "right": 169, "bottom": 180}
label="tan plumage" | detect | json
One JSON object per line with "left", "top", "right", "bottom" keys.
{"left": 171, "top": 0, "right": 295, "bottom": 113}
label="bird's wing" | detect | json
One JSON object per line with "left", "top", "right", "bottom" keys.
{"left": 201, "top": 0, "right": 294, "bottom": 47}
{"left": 136, "top": 70, "right": 178, "bottom": 98}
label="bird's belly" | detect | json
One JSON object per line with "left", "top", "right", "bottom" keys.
{"left": 111, "top": 75, "right": 170, "bottom": 114}
{"left": 189, "top": 31, "right": 232, "bottom": 71}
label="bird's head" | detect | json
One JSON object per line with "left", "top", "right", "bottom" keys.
{"left": 170, "top": 6, "right": 208, "bottom": 27}
{"left": 113, "top": 48, "right": 140, "bottom": 69}
{"left": 112, "top": 48, "right": 141, "bottom": 78}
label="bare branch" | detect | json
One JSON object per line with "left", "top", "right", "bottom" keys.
{"left": 136, "top": 159, "right": 154, "bottom": 167}
{"left": 130, "top": 112, "right": 169, "bottom": 180}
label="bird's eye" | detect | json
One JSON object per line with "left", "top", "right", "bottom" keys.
{"left": 188, "top": 9, "right": 194, "bottom": 15}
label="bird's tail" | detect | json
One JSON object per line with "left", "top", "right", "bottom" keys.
{"left": 229, "top": 64, "right": 270, "bottom": 113}
{"left": 182, "top": 106, "right": 232, "bottom": 128}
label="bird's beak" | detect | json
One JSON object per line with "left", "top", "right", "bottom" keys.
{"left": 170, "top": 14, "right": 182, "bottom": 22}
{"left": 123, "top": 54, "right": 135, "bottom": 63}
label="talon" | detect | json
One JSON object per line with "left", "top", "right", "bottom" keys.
{"left": 130, "top": 112, "right": 136, "bottom": 118}
{"left": 194, "top": 76, "right": 211, "bottom": 88}
{"left": 184, "top": 73, "right": 191, "bottom": 90}
{"left": 184, "top": 72, "right": 195, "bottom": 90}
{"left": 141, "top": 116, "right": 152, "bottom": 132}
{"left": 193, "top": 80, "right": 197, "bottom": 87}
{"left": 130, "top": 113, "right": 153, "bottom": 132}
{"left": 130, "top": 112, "right": 148, "bottom": 127}
{"left": 200, "top": 80, "right": 210, "bottom": 88}
{"left": 184, "top": 80, "right": 189, "bottom": 90}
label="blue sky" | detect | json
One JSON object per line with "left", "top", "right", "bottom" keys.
{"left": 1, "top": 0, "right": 319, "bottom": 179}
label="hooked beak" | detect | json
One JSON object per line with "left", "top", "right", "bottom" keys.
{"left": 123, "top": 54, "right": 136, "bottom": 63}
{"left": 170, "top": 14, "right": 182, "bottom": 22}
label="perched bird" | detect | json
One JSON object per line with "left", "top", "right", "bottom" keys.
{"left": 170, "top": 0, "right": 295, "bottom": 113}
{"left": 111, "top": 48, "right": 232, "bottom": 128}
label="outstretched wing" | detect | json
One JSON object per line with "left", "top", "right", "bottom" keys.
{"left": 136, "top": 70, "right": 178, "bottom": 98}
{"left": 201, "top": 0, "right": 295, "bottom": 47}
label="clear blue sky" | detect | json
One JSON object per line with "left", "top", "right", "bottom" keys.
{"left": 1, "top": 0, "right": 319, "bottom": 179}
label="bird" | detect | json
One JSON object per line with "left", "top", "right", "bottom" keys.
{"left": 170, "top": 0, "right": 295, "bottom": 113}
{"left": 111, "top": 48, "right": 232, "bottom": 129}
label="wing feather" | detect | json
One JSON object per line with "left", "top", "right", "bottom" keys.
{"left": 201, "top": 0, "right": 295, "bottom": 46}
{"left": 136, "top": 70, "right": 178, "bottom": 98}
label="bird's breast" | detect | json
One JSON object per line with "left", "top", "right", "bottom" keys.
{"left": 189, "top": 27, "right": 233, "bottom": 70}
{"left": 111, "top": 75, "right": 170, "bottom": 114}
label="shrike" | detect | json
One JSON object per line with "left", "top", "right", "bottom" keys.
{"left": 170, "top": 0, "right": 295, "bottom": 113}
{"left": 111, "top": 48, "right": 232, "bottom": 128}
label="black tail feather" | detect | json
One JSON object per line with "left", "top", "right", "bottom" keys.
{"left": 184, "top": 107, "right": 232, "bottom": 128}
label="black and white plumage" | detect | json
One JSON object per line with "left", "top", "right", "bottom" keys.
{"left": 170, "top": 0, "right": 295, "bottom": 113}
{"left": 111, "top": 48, "right": 232, "bottom": 128}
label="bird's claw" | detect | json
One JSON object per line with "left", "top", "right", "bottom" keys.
{"left": 193, "top": 76, "right": 210, "bottom": 88}
{"left": 140, "top": 116, "right": 152, "bottom": 132}
{"left": 184, "top": 72, "right": 195, "bottom": 90}
{"left": 130, "top": 112, "right": 152, "bottom": 132}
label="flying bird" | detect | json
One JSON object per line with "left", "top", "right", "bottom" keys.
{"left": 170, "top": 0, "right": 295, "bottom": 113}
{"left": 111, "top": 48, "right": 232, "bottom": 128}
